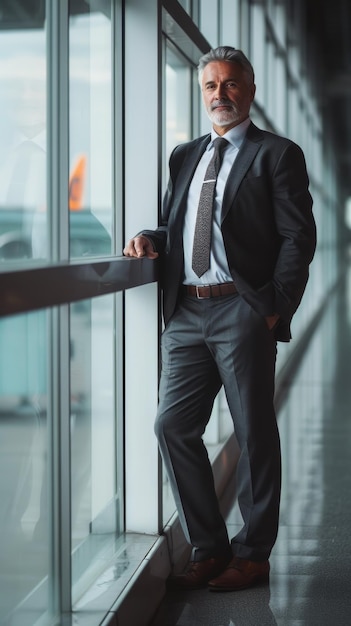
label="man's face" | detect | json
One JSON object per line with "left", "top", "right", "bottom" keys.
{"left": 201, "top": 61, "right": 256, "bottom": 134}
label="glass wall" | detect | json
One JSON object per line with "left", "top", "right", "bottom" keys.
{"left": 70, "top": 294, "right": 122, "bottom": 601}
{"left": 0, "top": 1, "right": 115, "bottom": 265}
{"left": 247, "top": 0, "right": 334, "bottom": 371}
{"left": 69, "top": 1, "right": 113, "bottom": 258}
{"left": 162, "top": 41, "right": 195, "bottom": 525}
{"left": 0, "top": 3, "right": 47, "bottom": 262}
{"left": 165, "top": 44, "right": 192, "bottom": 168}
{"left": 0, "top": 1, "right": 123, "bottom": 623}
{"left": 0, "top": 310, "right": 52, "bottom": 623}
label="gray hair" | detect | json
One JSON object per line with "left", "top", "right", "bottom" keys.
{"left": 198, "top": 46, "right": 255, "bottom": 86}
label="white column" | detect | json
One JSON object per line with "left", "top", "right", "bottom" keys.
{"left": 124, "top": 0, "right": 161, "bottom": 534}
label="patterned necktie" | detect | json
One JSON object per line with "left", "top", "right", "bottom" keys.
{"left": 191, "top": 137, "right": 228, "bottom": 277}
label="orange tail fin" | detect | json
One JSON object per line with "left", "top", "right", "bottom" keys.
{"left": 69, "top": 155, "right": 86, "bottom": 211}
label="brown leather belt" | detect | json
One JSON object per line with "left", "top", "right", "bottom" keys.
{"left": 182, "top": 283, "right": 237, "bottom": 299}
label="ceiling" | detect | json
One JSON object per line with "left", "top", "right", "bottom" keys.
{"left": 305, "top": 0, "right": 351, "bottom": 200}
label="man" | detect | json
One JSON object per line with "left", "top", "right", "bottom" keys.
{"left": 124, "top": 46, "right": 316, "bottom": 591}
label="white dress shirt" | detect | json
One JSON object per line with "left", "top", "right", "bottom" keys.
{"left": 183, "top": 117, "right": 251, "bottom": 285}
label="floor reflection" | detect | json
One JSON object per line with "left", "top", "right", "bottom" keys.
{"left": 152, "top": 584, "right": 276, "bottom": 626}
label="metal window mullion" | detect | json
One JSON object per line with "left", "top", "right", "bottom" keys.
{"left": 47, "top": 0, "right": 69, "bottom": 264}
{"left": 47, "top": 0, "right": 71, "bottom": 615}
{"left": 112, "top": 0, "right": 125, "bottom": 534}
{"left": 112, "top": 0, "right": 123, "bottom": 256}
{"left": 50, "top": 305, "right": 71, "bottom": 614}
{"left": 57, "top": 304, "right": 72, "bottom": 613}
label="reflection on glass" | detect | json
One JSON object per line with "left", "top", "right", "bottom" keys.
{"left": 69, "top": 1, "right": 113, "bottom": 258}
{"left": 165, "top": 45, "right": 192, "bottom": 166}
{"left": 0, "top": 311, "right": 52, "bottom": 623}
{"left": 70, "top": 295, "right": 120, "bottom": 601}
{"left": 0, "top": 3, "right": 47, "bottom": 261}
{"left": 162, "top": 44, "right": 192, "bottom": 525}
{"left": 178, "top": 0, "right": 191, "bottom": 13}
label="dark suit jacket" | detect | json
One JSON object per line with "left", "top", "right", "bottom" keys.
{"left": 142, "top": 122, "right": 316, "bottom": 342}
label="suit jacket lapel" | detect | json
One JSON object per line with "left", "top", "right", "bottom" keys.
{"left": 221, "top": 123, "right": 263, "bottom": 222}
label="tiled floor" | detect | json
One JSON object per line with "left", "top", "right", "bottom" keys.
{"left": 149, "top": 271, "right": 351, "bottom": 625}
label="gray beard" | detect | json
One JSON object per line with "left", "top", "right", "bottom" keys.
{"left": 207, "top": 104, "right": 240, "bottom": 127}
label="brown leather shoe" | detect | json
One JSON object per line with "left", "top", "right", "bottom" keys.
{"left": 167, "top": 556, "right": 231, "bottom": 590}
{"left": 208, "top": 556, "right": 270, "bottom": 592}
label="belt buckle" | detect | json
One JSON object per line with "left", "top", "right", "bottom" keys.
{"left": 195, "top": 284, "right": 209, "bottom": 299}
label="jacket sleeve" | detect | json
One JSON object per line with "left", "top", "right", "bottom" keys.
{"left": 271, "top": 141, "right": 316, "bottom": 320}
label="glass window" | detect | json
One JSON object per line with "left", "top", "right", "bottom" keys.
{"left": 0, "top": 310, "right": 53, "bottom": 623}
{"left": 178, "top": 0, "right": 192, "bottom": 14}
{"left": 0, "top": 3, "right": 47, "bottom": 262}
{"left": 199, "top": 0, "right": 219, "bottom": 46}
{"left": 165, "top": 44, "right": 192, "bottom": 172}
{"left": 70, "top": 294, "right": 122, "bottom": 601}
{"left": 162, "top": 42, "right": 193, "bottom": 524}
{"left": 69, "top": 1, "right": 113, "bottom": 258}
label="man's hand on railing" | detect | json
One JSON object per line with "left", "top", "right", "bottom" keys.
{"left": 123, "top": 235, "right": 159, "bottom": 259}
